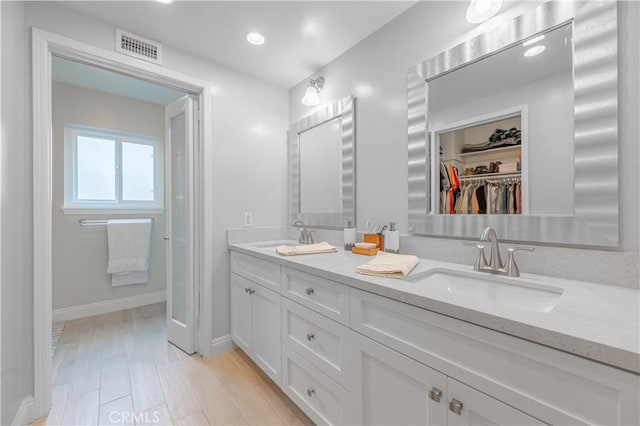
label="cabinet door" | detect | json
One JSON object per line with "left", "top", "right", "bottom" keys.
{"left": 447, "top": 379, "right": 545, "bottom": 426}
{"left": 252, "top": 284, "right": 282, "bottom": 386}
{"left": 348, "top": 331, "right": 447, "bottom": 425}
{"left": 230, "top": 273, "right": 252, "bottom": 353}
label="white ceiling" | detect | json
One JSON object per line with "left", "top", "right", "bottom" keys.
{"left": 52, "top": 56, "right": 187, "bottom": 105}
{"left": 56, "top": 1, "right": 417, "bottom": 88}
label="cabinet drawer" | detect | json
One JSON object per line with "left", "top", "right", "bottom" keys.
{"left": 282, "top": 345, "right": 349, "bottom": 425}
{"left": 351, "top": 288, "right": 640, "bottom": 426}
{"left": 282, "top": 298, "right": 351, "bottom": 389}
{"left": 230, "top": 251, "right": 280, "bottom": 290}
{"left": 282, "top": 267, "right": 350, "bottom": 325}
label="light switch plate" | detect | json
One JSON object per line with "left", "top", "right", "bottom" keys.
{"left": 242, "top": 212, "right": 253, "bottom": 227}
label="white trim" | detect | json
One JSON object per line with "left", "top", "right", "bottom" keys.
{"left": 11, "top": 397, "right": 35, "bottom": 426}
{"left": 210, "top": 335, "right": 236, "bottom": 357}
{"left": 32, "top": 27, "right": 215, "bottom": 420}
{"left": 61, "top": 208, "right": 165, "bottom": 215}
{"left": 53, "top": 291, "right": 166, "bottom": 322}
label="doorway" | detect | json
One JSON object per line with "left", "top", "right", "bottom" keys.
{"left": 33, "top": 28, "right": 214, "bottom": 420}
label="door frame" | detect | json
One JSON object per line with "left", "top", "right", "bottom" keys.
{"left": 32, "top": 28, "right": 215, "bottom": 419}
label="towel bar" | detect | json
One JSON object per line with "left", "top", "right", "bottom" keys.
{"left": 79, "top": 218, "right": 155, "bottom": 226}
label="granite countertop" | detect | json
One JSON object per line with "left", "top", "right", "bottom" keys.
{"left": 229, "top": 240, "right": 640, "bottom": 374}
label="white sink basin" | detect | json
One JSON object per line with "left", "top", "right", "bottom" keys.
{"left": 405, "top": 268, "right": 563, "bottom": 313}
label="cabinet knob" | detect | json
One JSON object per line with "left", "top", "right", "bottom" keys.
{"left": 428, "top": 387, "right": 442, "bottom": 403}
{"left": 305, "top": 288, "right": 315, "bottom": 296}
{"left": 244, "top": 288, "right": 249, "bottom": 294}
{"left": 306, "top": 388, "right": 315, "bottom": 397}
{"left": 449, "top": 399, "right": 463, "bottom": 415}
{"left": 306, "top": 332, "right": 315, "bottom": 341}
{"left": 249, "top": 289, "right": 255, "bottom": 295}
{"left": 163, "top": 236, "right": 170, "bottom": 241}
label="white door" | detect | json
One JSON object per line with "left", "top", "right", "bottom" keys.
{"left": 251, "top": 284, "right": 282, "bottom": 385}
{"left": 165, "top": 96, "right": 196, "bottom": 354}
{"left": 230, "top": 273, "right": 253, "bottom": 353}
{"left": 447, "top": 379, "right": 545, "bottom": 426}
{"left": 348, "top": 331, "right": 448, "bottom": 425}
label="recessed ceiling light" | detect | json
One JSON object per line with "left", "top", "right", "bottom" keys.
{"left": 522, "top": 35, "right": 546, "bottom": 47}
{"left": 156, "top": 0, "right": 173, "bottom": 4}
{"left": 466, "top": 0, "right": 503, "bottom": 24}
{"left": 246, "top": 32, "right": 266, "bottom": 46}
{"left": 524, "top": 45, "right": 546, "bottom": 57}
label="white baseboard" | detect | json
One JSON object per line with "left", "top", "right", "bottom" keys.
{"left": 209, "top": 334, "right": 235, "bottom": 357}
{"left": 12, "top": 396, "right": 35, "bottom": 426}
{"left": 53, "top": 291, "right": 166, "bottom": 322}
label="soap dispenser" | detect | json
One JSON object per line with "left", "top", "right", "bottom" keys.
{"left": 384, "top": 222, "right": 400, "bottom": 254}
{"left": 343, "top": 221, "right": 356, "bottom": 251}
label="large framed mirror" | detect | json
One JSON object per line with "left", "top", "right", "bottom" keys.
{"left": 289, "top": 95, "right": 355, "bottom": 228}
{"left": 407, "top": 1, "right": 618, "bottom": 247}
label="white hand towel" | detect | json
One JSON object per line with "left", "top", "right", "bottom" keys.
{"left": 356, "top": 251, "right": 419, "bottom": 279}
{"left": 107, "top": 219, "right": 152, "bottom": 286}
{"left": 276, "top": 241, "right": 337, "bottom": 256}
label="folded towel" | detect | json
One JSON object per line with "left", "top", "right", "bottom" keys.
{"left": 276, "top": 241, "right": 337, "bottom": 256}
{"left": 357, "top": 251, "right": 419, "bottom": 279}
{"left": 107, "top": 219, "right": 152, "bottom": 286}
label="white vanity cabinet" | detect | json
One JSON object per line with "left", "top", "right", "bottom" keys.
{"left": 348, "top": 331, "right": 545, "bottom": 426}
{"left": 230, "top": 253, "right": 282, "bottom": 386}
{"left": 229, "top": 248, "right": 639, "bottom": 426}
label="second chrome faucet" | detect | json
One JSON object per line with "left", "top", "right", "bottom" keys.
{"left": 291, "top": 220, "right": 316, "bottom": 244}
{"left": 467, "top": 227, "right": 534, "bottom": 277}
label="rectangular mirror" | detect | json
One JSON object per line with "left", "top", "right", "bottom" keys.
{"left": 408, "top": 1, "right": 619, "bottom": 247}
{"left": 289, "top": 95, "right": 355, "bottom": 228}
{"left": 299, "top": 116, "right": 342, "bottom": 214}
{"left": 430, "top": 23, "right": 573, "bottom": 217}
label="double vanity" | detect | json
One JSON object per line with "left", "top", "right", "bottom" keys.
{"left": 229, "top": 238, "right": 639, "bottom": 426}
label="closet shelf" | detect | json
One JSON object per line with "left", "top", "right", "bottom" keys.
{"left": 459, "top": 171, "right": 521, "bottom": 180}
{"left": 459, "top": 145, "right": 521, "bottom": 158}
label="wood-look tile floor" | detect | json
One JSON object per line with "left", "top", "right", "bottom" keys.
{"left": 32, "top": 303, "right": 313, "bottom": 426}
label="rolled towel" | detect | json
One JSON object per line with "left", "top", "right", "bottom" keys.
{"left": 357, "top": 251, "right": 419, "bottom": 279}
{"left": 276, "top": 241, "right": 337, "bottom": 256}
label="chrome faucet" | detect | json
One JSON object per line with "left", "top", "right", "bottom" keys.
{"left": 465, "top": 227, "right": 534, "bottom": 277}
{"left": 291, "top": 220, "right": 315, "bottom": 244}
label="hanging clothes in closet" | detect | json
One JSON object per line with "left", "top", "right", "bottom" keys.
{"left": 445, "top": 177, "right": 522, "bottom": 215}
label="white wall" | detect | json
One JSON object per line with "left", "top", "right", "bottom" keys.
{"left": 52, "top": 82, "right": 167, "bottom": 310}
{"left": 1, "top": 2, "right": 33, "bottom": 424}
{"left": 289, "top": 1, "right": 639, "bottom": 255}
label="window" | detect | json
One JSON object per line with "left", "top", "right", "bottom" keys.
{"left": 64, "top": 124, "right": 164, "bottom": 212}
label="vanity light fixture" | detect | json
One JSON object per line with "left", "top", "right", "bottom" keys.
{"left": 465, "top": 0, "right": 503, "bottom": 24}
{"left": 522, "top": 34, "right": 546, "bottom": 47}
{"left": 246, "top": 32, "right": 266, "bottom": 46}
{"left": 301, "top": 77, "right": 325, "bottom": 106}
{"left": 524, "top": 45, "right": 546, "bottom": 57}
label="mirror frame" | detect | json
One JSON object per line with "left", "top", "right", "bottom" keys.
{"left": 407, "top": 1, "right": 619, "bottom": 247}
{"left": 289, "top": 95, "right": 355, "bottom": 228}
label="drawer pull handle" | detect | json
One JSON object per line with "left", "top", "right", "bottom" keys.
{"left": 449, "top": 399, "right": 463, "bottom": 415}
{"left": 305, "top": 288, "right": 315, "bottom": 296}
{"left": 244, "top": 288, "right": 249, "bottom": 294}
{"left": 428, "top": 387, "right": 442, "bottom": 403}
{"left": 306, "top": 388, "right": 316, "bottom": 397}
{"left": 306, "top": 332, "right": 315, "bottom": 341}
{"left": 249, "top": 289, "right": 255, "bottom": 295}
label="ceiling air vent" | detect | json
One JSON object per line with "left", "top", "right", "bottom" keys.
{"left": 115, "top": 29, "right": 162, "bottom": 65}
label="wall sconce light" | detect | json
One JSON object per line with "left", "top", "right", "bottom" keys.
{"left": 466, "top": 0, "right": 502, "bottom": 24}
{"left": 301, "top": 77, "right": 325, "bottom": 106}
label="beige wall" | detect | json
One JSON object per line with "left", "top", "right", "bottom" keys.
{"left": 52, "top": 82, "right": 167, "bottom": 310}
